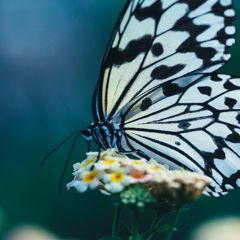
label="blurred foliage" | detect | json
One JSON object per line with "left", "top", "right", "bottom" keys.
{"left": 1, "top": 0, "right": 240, "bottom": 240}
{"left": 188, "top": 216, "right": 240, "bottom": 240}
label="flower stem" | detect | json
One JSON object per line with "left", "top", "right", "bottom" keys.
{"left": 132, "top": 208, "right": 139, "bottom": 240}
{"left": 146, "top": 212, "right": 163, "bottom": 240}
{"left": 112, "top": 205, "right": 122, "bottom": 237}
{"left": 163, "top": 206, "right": 181, "bottom": 240}
{"left": 152, "top": 212, "right": 163, "bottom": 228}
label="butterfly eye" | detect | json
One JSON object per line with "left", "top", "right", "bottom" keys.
{"left": 81, "top": 129, "right": 92, "bottom": 139}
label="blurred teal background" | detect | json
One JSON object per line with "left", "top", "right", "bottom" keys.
{"left": 1, "top": 1, "right": 240, "bottom": 239}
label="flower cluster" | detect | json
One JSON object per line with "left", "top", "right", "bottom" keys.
{"left": 67, "top": 149, "right": 212, "bottom": 205}
{"left": 67, "top": 149, "right": 165, "bottom": 193}
{"left": 147, "top": 170, "right": 212, "bottom": 205}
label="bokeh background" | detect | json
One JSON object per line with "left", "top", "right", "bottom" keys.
{"left": 1, "top": 1, "right": 240, "bottom": 239}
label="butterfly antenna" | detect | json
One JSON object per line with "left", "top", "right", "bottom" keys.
{"left": 59, "top": 132, "right": 82, "bottom": 196}
{"left": 41, "top": 130, "right": 82, "bottom": 167}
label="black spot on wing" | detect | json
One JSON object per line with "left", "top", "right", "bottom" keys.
{"left": 236, "top": 113, "right": 240, "bottom": 124}
{"left": 174, "top": 1, "right": 235, "bottom": 70}
{"left": 174, "top": 19, "right": 207, "bottom": 47}
{"left": 201, "top": 152, "right": 213, "bottom": 175}
{"left": 202, "top": 148, "right": 225, "bottom": 169}
{"left": 223, "top": 170, "right": 240, "bottom": 189}
{"left": 151, "top": 43, "right": 163, "bottom": 57}
{"left": 224, "top": 97, "right": 237, "bottom": 109}
{"left": 173, "top": 12, "right": 217, "bottom": 67}
{"left": 224, "top": 80, "right": 238, "bottom": 90}
{"left": 190, "top": 44, "right": 216, "bottom": 66}
{"left": 178, "top": 121, "right": 191, "bottom": 130}
{"left": 113, "top": 35, "right": 152, "bottom": 66}
{"left": 213, "top": 2, "right": 236, "bottom": 40}
{"left": 175, "top": 141, "right": 181, "bottom": 146}
{"left": 190, "top": 0, "right": 208, "bottom": 11}
{"left": 226, "top": 132, "right": 240, "bottom": 143}
{"left": 151, "top": 64, "right": 185, "bottom": 80}
{"left": 211, "top": 75, "right": 223, "bottom": 82}
{"left": 183, "top": 105, "right": 191, "bottom": 114}
{"left": 214, "top": 148, "right": 226, "bottom": 160}
{"left": 162, "top": 82, "right": 182, "bottom": 97}
{"left": 134, "top": 0, "right": 162, "bottom": 22}
{"left": 140, "top": 98, "right": 152, "bottom": 111}
{"left": 201, "top": 148, "right": 225, "bottom": 179}
{"left": 104, "top": 35, "right": 152, "bottom": 68}
{"left": 201, "top": 138, "right": 226, "bottom": 171}
{"left": 198, "top": 86, "right": 212, "bottom": 96}
{"left": 172, "top": 1, "right": 208, "bottom": 29}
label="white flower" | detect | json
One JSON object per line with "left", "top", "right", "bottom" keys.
{"left": 73, "top": 163, "right": 81, "bottom": 171}
{"left": 94, "top": 157, "right": 121, "bottom": 172}
{"left": 74, "top": 158, "right": 96, "bottom": 175}
{"left": 66, "top": 175, "right": 80, "bottom": 190}
{"left": 87, "top": 148, "right": 117, "bottom": 160}
{"left": 128, "top": 165, "right": 152, "bottom": 184}
{"left": 86, "top": 151, "right": 98, "bottom": 159}
{"left": 150, "top": 170, "right": 212, "bottom": 204}
{"left": 146, "top": 159, "right": 168, "bottom": 175}
{"left": 67, "top": 171, "right": 101, "bottom": 193}
{"left": 128, "top": 159, "right": 148, "bottom": 171}
{"left": 67, "top": 148, "right": 212, "bottom": 205}
{"left": 103, "top": 169, "right": 130, "bottom": 193}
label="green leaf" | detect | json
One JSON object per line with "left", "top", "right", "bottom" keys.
{"left": 141, "top": 225, "right": 176, "bottom": 240}
{"left": 100, "top": 237, "right": 124, "bottom": 240}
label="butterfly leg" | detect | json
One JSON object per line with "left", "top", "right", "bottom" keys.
{"left": 90, "top": 146, "right": 101, "bottom": 171}
{"left": 87, "top": 140, "right": 91, "bottom": 152}
{"left": 97, "top": 145, "right": 101, "bottom": 161}
{"left": 118, "top": 149, "right": 151, "bottom": 160}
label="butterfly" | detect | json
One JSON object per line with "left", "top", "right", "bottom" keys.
{"left": 43, "top": 0, "right": 240, "bottom": 196}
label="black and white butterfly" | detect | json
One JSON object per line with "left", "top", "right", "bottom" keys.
{"left": 44, "top": 0, "right": 240, "bottom": 196}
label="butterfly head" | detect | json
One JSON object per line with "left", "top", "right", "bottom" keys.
{"left": 81, "top": 127, "right": 93, "bottom": 141}
{"left": 81, "top": 122, "right": 116, "bottom": 150}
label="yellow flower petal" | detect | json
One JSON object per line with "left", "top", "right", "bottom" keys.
{"left": 150, "top": 166, "right": 160, "bottom": 172}
{"left": 133, "top": 161, "right": 143, "bottom": 165}
{"left": 111, "top": 172, "right": 124, "bottom": 182}
{"left": 83, "top": 171, "right": 98, "bottom": 182}
{"left": 104, "top": 159, "right": 116, "bottom": 164}
{"left": 82, "top": 159, "right": 95, "bottom": 168}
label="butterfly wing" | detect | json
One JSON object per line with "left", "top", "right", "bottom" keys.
{"left": 114, "top": 73, "right": 240, "bottom": 196}
{"left": 92, "top": 0, "right": 236, "bottom": 122}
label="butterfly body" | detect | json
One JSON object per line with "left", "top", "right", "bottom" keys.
{"left": 82, "top": 121, "right": 121, "bottom": 150}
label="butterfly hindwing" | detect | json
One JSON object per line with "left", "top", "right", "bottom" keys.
{"left": 115, "top": 74, "right": 240, "bottom": 196}
{"left": 92, "top": 0, "right": 235, "bottom": 122}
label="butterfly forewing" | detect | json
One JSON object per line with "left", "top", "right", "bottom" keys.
{"left": 92, "top": 0, "right": 235, "bottom": 122}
